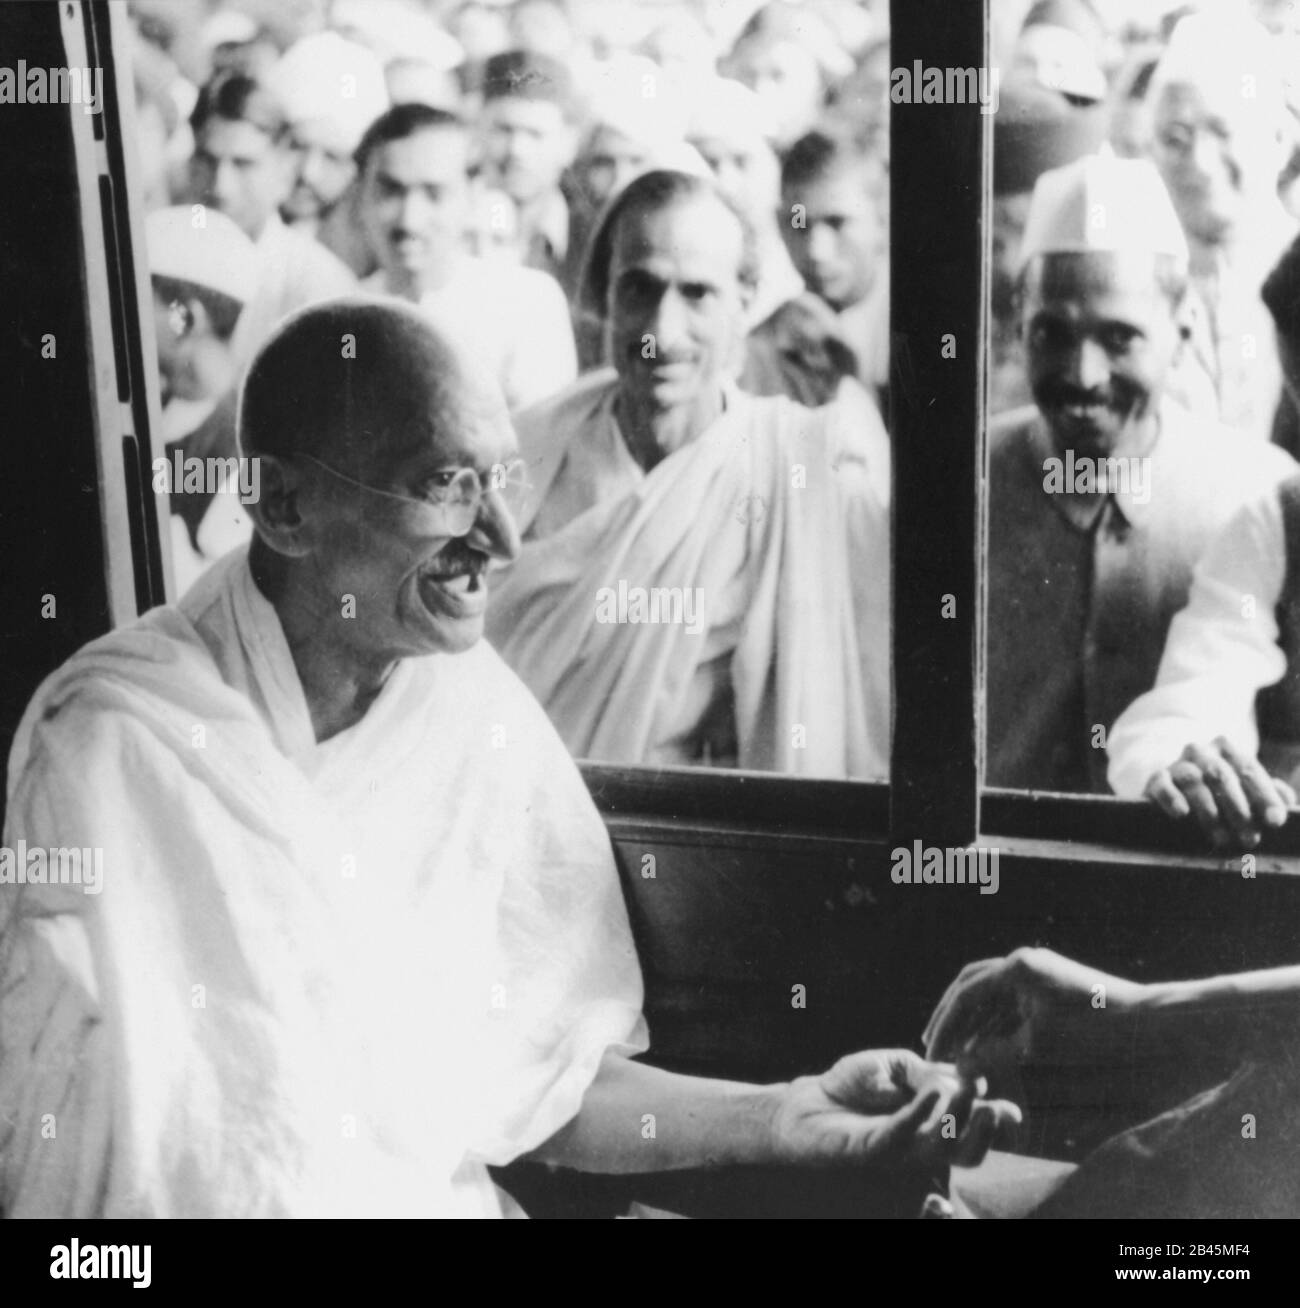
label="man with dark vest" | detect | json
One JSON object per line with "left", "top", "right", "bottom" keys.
{"left": 987, "top": 154, "right": 1295, "bottom": 793}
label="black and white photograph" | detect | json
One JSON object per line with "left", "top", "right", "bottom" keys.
{"left": 0, "top": 0, "right": 1294, "bottom": 1270}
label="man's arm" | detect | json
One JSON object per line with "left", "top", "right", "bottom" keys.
{"left": 925, "top": 948, "right": 1300, "bottom": 1076}
{"left": 1108, "top": 488, "right": 1293, "bottom": 845}
{"left": 0, "top": 914, "right": 112, "bottom": 1216}
{"left": 530, "top": 1048, "right": 1019, "bottom": 1176}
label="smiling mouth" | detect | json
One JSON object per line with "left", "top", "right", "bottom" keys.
{"left": 417, "top": 557, "right": 488, "bottom": 612}
{"left": 1060, "top": 401, "right": 1109, "bottom": 420}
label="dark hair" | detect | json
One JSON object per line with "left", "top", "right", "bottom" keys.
{"left": 579, "top": 169, "right": 761, "bottom": 321}
{"left": 480, "top": 48, "right": 574, "bottom": 117}
{"left": 354, "top": 102, "right": 467, "bottom": 171}
{"left": 781, "top": 129, "right": 885, "bottom": 203}
{"left": 1264, "top": 233, "right": 1300, "bottom": 343}
{"left": 189, "top": 69, "right": 285, "bottom": 139}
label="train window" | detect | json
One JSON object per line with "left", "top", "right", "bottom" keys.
{"left": 979, "top": 0, "right": 1300, "bottom": 858}
{"left": 0, "top": 0, "right": 906, "bottom": 840}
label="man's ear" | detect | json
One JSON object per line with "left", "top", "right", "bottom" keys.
{"left": 1169, "top": 291, "right": 1196, "bottom": 360}
{"left": 245, "top": 453, "right": 314, "bottom": 558}
{"left": 186, "top": 295, "right": 216, "bottom": 342}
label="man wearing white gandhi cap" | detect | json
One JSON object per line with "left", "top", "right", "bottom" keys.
{"left": 985, "top": 153, "right": 1296, "bottom": 793}
{"left": 269, "top": 31, "right": 389, "bottom": 236}
{"left": 1146, "top": 10, "right": 1295, "bottom": 442}
{"left": 145, "top": 206, "right": 260, "bottom": 596}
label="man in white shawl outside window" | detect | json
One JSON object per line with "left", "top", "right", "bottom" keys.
{"left": 0, "top": 299, "right": 1011, "bottom": 1218}
{"left": 486, "top": 169, "right": 891, "bottom": 779}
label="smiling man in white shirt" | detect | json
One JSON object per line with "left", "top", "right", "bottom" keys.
{"left": 355, "top": 102, "right": 576, "bottom": 412}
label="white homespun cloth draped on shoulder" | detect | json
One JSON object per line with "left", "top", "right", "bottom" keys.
{"left": 0, "top": 549, "right": 646, "bottom": 1217}
{"left": 487, "top": 369, "right": 891, "bottom": 780}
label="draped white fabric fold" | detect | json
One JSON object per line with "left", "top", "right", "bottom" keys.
{"left": 0, "top": 550, "right": 646, "bottom": 1217}
{"left": 488, "top": 380, "right": 891, "bottom": 779}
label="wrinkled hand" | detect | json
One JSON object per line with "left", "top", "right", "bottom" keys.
{"left": 770, "top": 1048, "right": 1021, "bottom": 1172}
{"left": 924, "top": 947, "right": 1144, "bottom": 1078}
{"left": 1143, "top": 739, "right": 1295, "bottom": 851}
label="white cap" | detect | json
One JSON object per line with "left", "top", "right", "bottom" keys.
{"left": 1149, "top": 11, "right": 1285, "bottom": 127}
{"left": 331, "top": 0, "right": 464, "bottom": 73}
{"left": 268, "top": 31, "right": 389, "bottom": 153}
{"left": 145, "top": 206, "right": 258, "bottom": 305}
{"left": 586, "top": 56, "right": 689, "bottom": 147}
{"left": 1013, "top": 23, "right": 1107, "bottom": 102}
{"left": 685, "top": 76, "right": 766, "bottom": 149}
{"left": 1018, "top": 153, "right": 1189, "bottom": 270}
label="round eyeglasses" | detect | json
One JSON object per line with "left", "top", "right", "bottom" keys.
{"left": 298, "top": 453, "right": 529, "bottom": 537}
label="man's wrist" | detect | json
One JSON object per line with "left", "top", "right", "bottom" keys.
{"left": 751, "top": 1079, "right": 796, "bottom": 1167}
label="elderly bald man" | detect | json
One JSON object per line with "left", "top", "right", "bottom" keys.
{"left": 0, "top": 299, "right": 1014, "bottom": 1217}
{"left": 487, "top": 169, "right": 890, "bottom": 778}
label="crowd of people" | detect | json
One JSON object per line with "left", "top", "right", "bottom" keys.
{"left": 9, "top": 0, "right": 1300, "bottom": 1220}
{"left": 987, "top": 0, "right": 1300, "bottom": 845}
{"left": 134, "top": 0, "right": 891, "bottom": 779}
{"left": 137, "top": 0, "right": 1300, "bottom": 818}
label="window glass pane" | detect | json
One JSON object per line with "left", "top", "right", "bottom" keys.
{"left": 133, "top": 1, "right": 893, "bottom": 781}
{"left": 983, "top": 0, "right": 1300, "bottom": 801}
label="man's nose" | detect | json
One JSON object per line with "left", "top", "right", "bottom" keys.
{"left": 808, "top": 222, "right": 837, "bottom": 263}
{"left": 1066, "top": 338, "right": 1109, "bottom": 390}
{"left": 648, "top": 287, "right": 691, "bottom": 353}
{"left": 301, "top": 149, "right": 327, "bottom": 193}
{"left": 1189, "top": 130, "right": 1224, "bottom": 180}
{"left": 471, "top": 486, "right": 522, "bottom": 564}
{"left": 212, "top": 159, "right": 240, "bottom": 207}
{"left": 399, "top": 189, "right": 431, "bottom": 230}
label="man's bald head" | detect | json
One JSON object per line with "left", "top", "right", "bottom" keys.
{"left": 239, "top": 297, "right": 499, "bottom": 476}
{"left": 239, "top": 297, "right": 521, "bottom": 669}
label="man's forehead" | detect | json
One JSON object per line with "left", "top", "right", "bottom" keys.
{"left": 1154, "top": 79, "right": 1263, "bottom": 137}
{"left": 610, "top": 195, "right": 744, "bottom": 267}
{"left": 1026, "top": 251, "right": 1171, "bottom": 305}
{"left": 792, "top": 168, "right": 875, "bottom": 210}
{"left": 372, "top": 128, "right": 469, "bottom": 174}
{"left": 199, "top": 117, "right": 275, "bottom": 156}
{"left": 486, "top": 96, "right": 565, "bottom": 130}
{"left": 289, "top": 115, "right": 354, "bottom": 156}
{"left": 355, "top": 399, "right": 515, "bottom": 476}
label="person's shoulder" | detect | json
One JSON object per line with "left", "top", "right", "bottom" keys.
{"left": 988, "top": 405, "right": 1039, "bottom": 447}
{"left": 458, "top": 255, "right": 564, "bottom": 301}
{"left": 1160, "top": 401, "right": 1298, "bottom": 484}
{"left": 513, "top": 368, "right": 617, "bottom": 438}
{"left": 987, "top": 405, "right": 1041, "bottom": 472}
{"left": 276, "top": 222, "right": 356, "bottom": 285}
{"left": 7, "top": 600, "right": 216, "bottom": 787}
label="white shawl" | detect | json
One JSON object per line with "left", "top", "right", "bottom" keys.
{"left": 0, "top": 550, "right": 646, "bottom": 1217}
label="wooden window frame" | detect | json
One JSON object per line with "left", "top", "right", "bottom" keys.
{"left": 79, "top": 0, "right": 1300, "bottom": 867}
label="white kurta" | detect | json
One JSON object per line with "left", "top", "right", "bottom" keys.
{"left": 0, "top": 549, "right": 646, "bottom": 1217}
{"left": 1107, "top": 484, "right": 1291, "bottom": 797}
{"left": 488, "top": 371, "right": 892, "bottom": 779}
{"left": 363, "top": 256, "right": 577, "bottom": 412}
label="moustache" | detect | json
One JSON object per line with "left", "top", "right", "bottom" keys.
{"left": 1041, "top": 385, "right": 1119, "bottom": 409}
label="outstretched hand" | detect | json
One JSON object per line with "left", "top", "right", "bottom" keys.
{"left": 770, "top": 1048, "right": 1021, "bottom": 1172}
{"left": 924, "top": 947, "right": 1144, "bottom": 1080}
{"left": 1144, "top": 738, "right": 1295, "bottom": 851}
